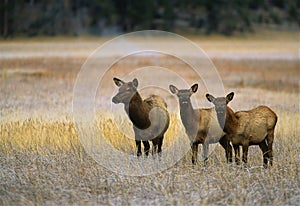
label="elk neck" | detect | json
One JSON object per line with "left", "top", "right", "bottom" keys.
{"left": 179, "top": 99, "right": 199, "bottom": 129}
{"left": 125, "top": 92, "right": 151, "bottom": 129}
{"left": 223, "top": 106, "right": 239, "bottom": 134}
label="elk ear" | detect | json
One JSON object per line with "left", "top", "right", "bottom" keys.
{"left": 206, "top": 93, "right": 215, "bottom": 103}
{"left": 169, "top": 85, "right": 179, "bottom": 95}
{"left": 226, "top": 92, "right": 234, "bottom": 103}
{"left": 190, "top": 84, "right": 198, "bottom": 93}
{"left": 132, "top": 78, "right": 138, "bottom": 88}
{"left": 113, "top": 77, "right": 125, "bottom": 87}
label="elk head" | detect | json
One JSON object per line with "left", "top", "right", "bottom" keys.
{"left": 112, "top": 77, "right": 138, "bottom": 104}
{"left": 206, "top": 92, "right": 234, "bottom": 129}
{"left": 169, "top": 84, "right": 198, "bottom": 107}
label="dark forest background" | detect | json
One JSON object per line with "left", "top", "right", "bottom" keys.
{"left": 0, "top": 0, "right": 299, "bottom": 38}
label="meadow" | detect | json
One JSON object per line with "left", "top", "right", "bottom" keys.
{"left": 0, "top": 31, "right": 299, "bottom": 205}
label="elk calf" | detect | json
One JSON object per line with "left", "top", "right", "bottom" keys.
{"left": 112, "top": 77, "right": 170, "bottom": 157}
{"left": 206, "top": 92, "right": 277, "bottom": 168}
{"left": 169, "top": 84, "right": 232, "bottom": 165}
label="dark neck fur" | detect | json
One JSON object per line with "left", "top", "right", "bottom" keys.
{"left": 224, "top": 106, "right": 238, "bottom": 134}
{"left": 124, "top": 92, "right": 151, "bottom": 129}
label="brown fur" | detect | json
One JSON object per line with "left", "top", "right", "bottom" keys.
{"left": 113, "top": 78, "right": 170, "bottom": 157}
{"left": 170, "top": 84, "right": 232, "bottom": 165}
{"left": 206, "top": 93, "right": 278, "bottom": 168}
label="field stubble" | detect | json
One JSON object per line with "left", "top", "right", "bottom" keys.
{"left": 0, "top": 37, "right": 299, "bottom": 205}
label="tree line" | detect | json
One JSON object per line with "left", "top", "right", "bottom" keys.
{"left": 0, "top": 0, "right": 299, "bottom": 38}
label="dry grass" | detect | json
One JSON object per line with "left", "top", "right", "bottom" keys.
{"left": 98, "top": 113, "right": 180, "bottom": 153}
{"left": 0, "top": 34, "right": 299, "bottom": 205}
{"left": 0, "top": 111, "right": 299, "bottom": 205}
{"left": 214, "top": 58, "right": 299, "bottom": 93}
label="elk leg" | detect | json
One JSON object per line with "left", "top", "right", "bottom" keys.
{"left": 219, "top": 135, "right": 233, "bottom": 163}
{"left": 155, "top": 136, "right": 163, "bottom": 160}
{"left": 233, "top": 144, "right": 241, "bottom": 165}
{"left": 191, "top": 142, "right": 198, "bottom": 165}
{"left": 151, "top": 138, "right": 158, "bottom": 156}
{"left": 242, "top": 144, "right": 249, "bottom": 164}
{"left": 152, "top": 142, "right": 158, "bottom": 156}
{"left": 157, "top": 136, "right": 163, "bottom": 154}
{"left": 266, "top": 129, "right": 274, "bottom": 166}
{"left": 202, "top": 142, "right": 209, "bottom": 165}
{"left": 143, "top": 141, "right": 150, "bottom": 156}
{"left": 135, "top": 140, "right": 142, "bottom": 157}
{"left": 259, "top": 140, "right": 268, "bottom": 168}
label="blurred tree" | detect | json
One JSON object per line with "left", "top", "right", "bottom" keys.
{"left": 0, "top": 0, "right": 299, "bottom": 37}
{"left": 0, "top": 0, "right": 15, "bottom": 38}
{"left": 113, "top": 0, "right": 154, "bottom": 31}
{"left": 62, "top": 0, "right": 72, "bottom": 34}
{"left": 161, "top": 0, "right": 176, "bottom": 31}
{"left": 204, "top": 0, "right": 252, "bottom": 35}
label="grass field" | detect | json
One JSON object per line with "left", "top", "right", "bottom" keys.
{"left": 0, "top": 31, "right": 299, "bottom": 205}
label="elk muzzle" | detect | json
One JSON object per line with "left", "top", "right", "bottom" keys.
{"left": 112, "top": 95, "right": 121, "bottom": 104}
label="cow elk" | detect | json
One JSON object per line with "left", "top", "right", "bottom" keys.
{"left": 169, "top": 84, "right": 232, "bottom": 165}
{"left": 206, "top": 92, "right": 277, "bottom": 168}
{"left": 112, "top": 77, "right": 170, "bottom": 157}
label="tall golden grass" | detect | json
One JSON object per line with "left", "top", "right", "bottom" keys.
{"left": 0, "top": 110, "right": 299, "bottom": 205}
{"left": 0, "top": 113, "right": 181, "bottom": 155}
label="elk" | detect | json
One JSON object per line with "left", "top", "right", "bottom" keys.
{"left": 169, "top": 84, "right": 232, "bottom": 165}
{"left": 112, "top": 77, "right": 170, "bottom": 157}
{"left": 206, "top": 92, "right": 277, "bottom": 168}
